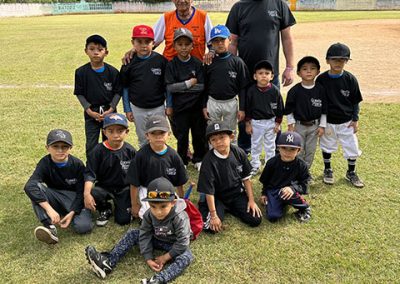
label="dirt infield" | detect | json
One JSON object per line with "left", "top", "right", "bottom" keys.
{"left": 290, "top": 19, "right": 400, "bottom": 103}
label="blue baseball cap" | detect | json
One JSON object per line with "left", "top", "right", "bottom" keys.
{"left": 103, "top": 113, "right": 128, "bottom": 129}
{"left": 209, "top": 25, "right": 231, "bottom": 42}
{"left": 277, "top": 131, "right": 302, "bottom": 149}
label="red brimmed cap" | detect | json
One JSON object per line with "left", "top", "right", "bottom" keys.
{"left": 132, "top": 25, "right": 154, "bottom": 40}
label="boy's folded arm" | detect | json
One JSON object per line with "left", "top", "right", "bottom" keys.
{"left": 110, "top": 94, "right": 121, "bottom": 110}
{"left": 166, "top": 82, "right": 188, "bottom": 93}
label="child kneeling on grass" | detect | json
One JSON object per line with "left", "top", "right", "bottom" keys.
{"left": 85, "top": 177, "right": 193, "bottom": 284}
{"left": 259, "top": 131, "right": 311, "bottom": 222}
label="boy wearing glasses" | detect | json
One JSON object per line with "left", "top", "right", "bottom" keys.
{"left": 85, "top": 177, "right": 194, "bottom": 284}
{"left": 126, "top": 115, "right": 188, "bottom": 220}
{"left": 83, "top": 113, "right": 136, "bottom": 227}
{"left": 24, "top": 129, "right": 93, "bottom": 244}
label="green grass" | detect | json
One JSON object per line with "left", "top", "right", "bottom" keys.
{"left": 1, "top": 11, "right": 400, "bottom": 283}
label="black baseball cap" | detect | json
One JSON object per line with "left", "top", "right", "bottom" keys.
{"left": 173, "top": 28, "right": 193, "bottom": 42}
{"left": 297, "top": 56, "right": 320, "bottom": 72}
{"left": 206, "top": 121, "right": 233, "bottom": 140}
{"left": 146, "top": 115, "right": 170, "bottom": 133}
{"left": 142, "top": 177, "right": 176, "bottom": 202}
{"left": 102, "top": 113, "right": 129, "bottom": 129}
{"left": 254, "top": 60, "right": 274, "bottom": 74}
{"left": 326, "top": 43, "right": 351, "bottom": 60}
{"left": 86, "top": 34, "right": 107, "bottom": 48}
{"left": 46, "top": 129, "right": 73, "bottom": 146}
{"left": 277, "top": 131, "right": 302, "bottom": 149}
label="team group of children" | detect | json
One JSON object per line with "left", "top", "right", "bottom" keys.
{"left": 24, "top": 23, "right": 364, "bottom": 283}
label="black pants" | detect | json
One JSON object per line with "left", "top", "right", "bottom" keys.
{"left": 84, "top": 117, "right": 106, "bottom": 159}
{"left": 91, "top": 186, "right": 131, "bottom": 225}
{"left": 173, "top": 107, "right": 207, "bottom": 165}
{"left": 198, "top": 192, "right": 262, "bottom": 229}
{"left": 31, "top": 184, "right": 93, "bottom": 234}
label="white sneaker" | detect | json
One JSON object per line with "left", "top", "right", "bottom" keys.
{"left": 194, "top": 162, "right": 202, "bottom": 171}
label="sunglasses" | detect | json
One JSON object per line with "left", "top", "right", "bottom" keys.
{"left": 147, "top": 191, "right": 173, "bottom": 199}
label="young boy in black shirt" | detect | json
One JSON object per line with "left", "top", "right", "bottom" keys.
{"left": 24, "top": 129, "right": 93, "bottom": 244}
{"left": 259, "top": 131, "right": 311, "bottom": 222}
{"left": 203, "top": 25, "right": 250, "bottom": 142}
{"left": 165, "top": 28, "right": 207, "bottom": 170}
{"left": 83, "top": 113, "right": 136, "bottom": 227}
{"left": 74, "top": 35, "right": 121, "bottom": 158}
{"left": 121, "top": 25, "right": 168, "bottom": 147}
{"left": 126, "top": 115, "right": 188, "bottom": 220}
{"left": 197, "top": 121, "right": 262, "bottom": 233}
{"left": 245, "top": 60, "right": 284, "bottom": 175}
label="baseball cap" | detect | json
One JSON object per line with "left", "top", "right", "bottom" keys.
{"left": 326, "top": 43, "right": 351, "bottom": 60}
{"left": 145, "top": 115, "right": 170, "bottom": 133}
{"left": 206, "top": 120, "right": 233, "bottom": 140}
{"left": 254, "top": 60, "right": 274, "bottom": 74}
{"left": 297, "top": 56, "right": 320, "bottom": 72}
{"left": 142, "top": 177, "right": 176, "bottom": 202}
{"left": 102, "top": 113, "right": 129, "bottom": 129}
{"left": 132, "top": 25, "right": 154, "bottom": 40}
{"left": 47, "top": 129, "right": 73, "bottom": 146}
{"left": 277, "top": 131, "right": 302, "bottom": 149}
{"left": 86, "top": 34, "right": 107, "bottom": 48}
{"left": 209, "top": 25, "right": 231, "bottom": 42}
{"left": 173, "top": 28, "right": 193, "bottom": 42}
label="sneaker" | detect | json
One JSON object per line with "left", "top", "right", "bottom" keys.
{"left": 194, "top": 162, "right": 202, "bottom": 171}
{"left": 96, "top": 209, "right": 112, "bottom": 227}
{"left": 323, "top": 168, "right": 334, "bottom": 185}
{"left": 345, "top": 171, "right": 365, "bottom": 188}
{"left": 140, "top": 276, "right": 165, "bottom": 284}
{"left": 34, "top": 225, "right": 58, "bottom": 244}
{"left": 295, "top": 208, "right": 311, "bottom": 222}
{"left": 250, "top": 167, "right": 259, "bottom": 176}
{"left": 85, "top": 245, "right": 112, "bottom": 279}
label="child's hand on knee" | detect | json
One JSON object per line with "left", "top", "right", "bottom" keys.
{"left": 279, "top": 187, "right": 294, "bottom": 200}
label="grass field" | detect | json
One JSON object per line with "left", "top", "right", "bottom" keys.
{"left": 1, "top": 11, "right": 400, "bottom": 284}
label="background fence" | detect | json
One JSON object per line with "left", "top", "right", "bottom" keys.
{"left": 1, "top": 0, "right": 399, "bottom": 17}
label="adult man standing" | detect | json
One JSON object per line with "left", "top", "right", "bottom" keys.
{"left": 226, "top": 0, "right": 296, "bottom": 153}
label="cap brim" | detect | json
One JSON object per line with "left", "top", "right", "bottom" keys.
{"left": 326, "top": 56, "right": 351, "bottom": 60}
{"left": 209, "top": 35, "right": 229, "bottom": 42}
{"left": 173, "top": 35, "right": 193, "bottom": 42}
{"left": 141, "top": 195, "right": 176, "bottom": 202}
{"left": 103, "top": 122, "right": 128, "bottom": 129}
{"left": 206, "top": 129, "right": 233, "bottom": 140}
{"left": 146, "top": 127, "right": 169, "bottom": 133}
{"left": 132, "top": 35, "right": 154, "bottom": 40}
{"left": 277, "top": 144, "right": 301, "bottom": 148}
{"left": 48, "top": 139, "right": 73, "bottom": 146}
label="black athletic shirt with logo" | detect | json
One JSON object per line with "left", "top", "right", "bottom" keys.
{"left": 165, "top": 56, "right": 205, "bottom": 113}
{"left": 74, "top": 62, "right": 121, "bottom": 106}
{"left": 245, "top": 84, "right": 284, "bottom": 120}
{"left": 84, "top": 142, "right": 136, "bottom": 189}
{"left": 259, "top": 155, "right": 309, "bottom": 196}
{"left": 24, "top": 154, "right": 85, "bottom": 213}
{"left": 126, "top": 144, "right": 188, "bottom": 188}
{"left": 226, "top": 0, "right": 296, "bottom": 74}
{"left": 204, "top": 53, "right": 250, "bottom": 110}
{"left": 197, "top": 144, "right": 251, "bottom": 202}
{"left": 284, "top": 83, "right": 327, "bottom": 121}
{"left": 120, "top": 52, "right": 168, "bottom": 109}
{"left": 316, "top": 71, "right": 363, "bottom": 124}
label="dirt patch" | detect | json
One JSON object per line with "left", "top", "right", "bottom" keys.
{"left": 288, "top": 19, "right": 400, "bottom": 103}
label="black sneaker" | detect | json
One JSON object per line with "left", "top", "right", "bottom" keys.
{"left": 140, "top": 276, "right": 165, "bottom": 284}
{"left": 96, "top": 209, "right": 112, "bottom": 227}
{"left": 345, "top": 171, "right": 365, "bottom": 188}
{"left": 34, "top": 225, "right": 58, "bottom": 244}
{"left": 295, "top": 208, "right": 311, "bottom": 222}
{"left": 323, "top": 168, "right": 334, "bottom": 185}
{"left": 85, "top": 245, "right": 112, "bottom": 279}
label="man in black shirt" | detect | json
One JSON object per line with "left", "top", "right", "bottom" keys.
{"left": 84, "top": 114, "right": 136, "bottom": 226}
{"left": 24, "top": 129, "right": 93, "bottom": 244}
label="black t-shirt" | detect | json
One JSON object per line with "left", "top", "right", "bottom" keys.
{"left": 84, "top": 142, "right": 136, "bottom": 189}
{"left": 284, "top": 83, "right": 327, "bottom": 121}
{"left": 226, "top": 0, "right": 296, "bottom": 74}
{"left": 197, "top": 145, "right": 251, "bottom": 202}
{"left": 204, "top": 53, "right": 250, "bottom": 110}
{"left": 74, "top": 62, "right": 121, "bottom": 106}
{"left": 24, "top": 154, "right": 85, "bottom": 213}
{"left": 245, "top": 84, "right": 283, "bottom": 120}
{"left": 259, "top": 155, "right": 309, "bottom": 195}
{"left": 120, "top": 52, "right": 168, "bottom": 109}
{"left": 165, "top": 56, "right": 204, "bottom": 113}
{"left": 126, "top": 144, "right": 188, "bottom": 188}
{"left": 316, "top": 71, "right": 363, "bottom": 124}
